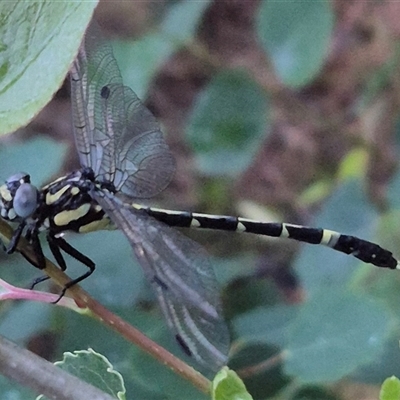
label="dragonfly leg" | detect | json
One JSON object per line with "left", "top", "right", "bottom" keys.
{"left": 47, "top": 234, "right": 68, "bottom": 271}
{"left": 48, "top": 235, "right": 96, "bottom": 303}
{"left": 29, "top": 234, "right": 65, "bottom": 294}
{"left": 6, "top": 221, "right": 26, "bottom": 254}
{"left": 30, "top": 275, "right": 50, "bottom": 290}
{"left": 27, "top": 228, "right": 50, "bottom": 289}
{"left": 30, "top": 232, "right": 66, "bottom": 289}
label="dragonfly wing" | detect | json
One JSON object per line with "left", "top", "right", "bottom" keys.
{"left": 70, "top": 23, "right": 175, "bottom": 198}
{"left": 100, "top": 83, "right": 175, "bottom": 198}
{"left": 70, "top": 24, "right": 122, "bottom": 173}
{"left": 93, "top": 191, "right": 230, "bottom": 371}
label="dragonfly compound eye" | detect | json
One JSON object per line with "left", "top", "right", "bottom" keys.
{"left": 13, "top": 183, "right": 38, "bottom": 218}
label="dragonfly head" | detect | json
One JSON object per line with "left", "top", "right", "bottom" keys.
{"left": 0, "top": 173, "right": 39, "bottom": 221}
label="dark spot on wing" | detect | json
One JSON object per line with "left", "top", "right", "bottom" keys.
{"left": 100, "top": 85, "right": 110, "bottom": 99}
{"left": 153, "top": 275, "right": 168, "bottom": 291}
{"left": 175, "top": 334, "right": 192, "bottom": 357}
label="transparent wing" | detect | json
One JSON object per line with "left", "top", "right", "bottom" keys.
{"left": 70, "top": 23, "right": 175, "bottom": 198}
{"left": 94, "top": 190, "right": 230, "bottom": 371}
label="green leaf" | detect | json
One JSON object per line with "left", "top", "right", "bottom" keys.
{"left": 233, "top": 304, "right": 298, "bottom": 347}
{"left": 187, "top": 69, "right": 269, "bottom": 177}
{"left": 333, "top": 337, "right": 400, "bottom": 386}
{"left": 0, "top": 137, "right": 67, "bottom": 184}
{"left": 285, "top": 290, "right": 390, "bottom": 383}
{"left": 380, "top": 376, "right": 400, "bottom": 400}
{"left": 37, "top": 349, "right": 125, "bottom": 400}
{"left": 0, "top": 1, "right": 97, "bottom": 135}
{"left": 0, "top": 302, "right": 52, "bottom": 344}
{"left": 0, "top": 374, "right": 36, "bottom": 399}
{"left": 212, "top": 367, "right": 253, "bottom": 400}
{"left": 57, "top": 349, "right": 125, "bottom": 399}
{"left": 257, "top": 1, "right": 334, "bottom": 87}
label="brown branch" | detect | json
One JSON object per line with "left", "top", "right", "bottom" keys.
{"left": 0, "top": 335, "right": 116, "bottom": 400}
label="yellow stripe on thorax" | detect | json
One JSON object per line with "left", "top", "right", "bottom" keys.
{"left": 46, "top": 185, "right": 71, "bottom": 205}
{"left": 54, "top": 203, "right": 91, "bottom": 227}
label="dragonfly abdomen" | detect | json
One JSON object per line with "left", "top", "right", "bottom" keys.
{"left": 135, "top": 205, "right": 398, "bottom": 270}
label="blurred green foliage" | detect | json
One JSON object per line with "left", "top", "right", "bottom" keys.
{"left": 187, "top": 69, "right": 269, "bottom": 177}
{"left": 257, "top": 1, "right": 334, "bottom": 87}
{"left": 113, "top": 0, "right": 211, "bottom": 98}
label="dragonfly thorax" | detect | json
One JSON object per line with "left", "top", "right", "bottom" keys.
{"left": 40, "top": 168, "right": 113, "bottom": 234}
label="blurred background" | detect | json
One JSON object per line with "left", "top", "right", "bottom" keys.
{"left": 2, "top": 1, "right": 400, "bottom": 399}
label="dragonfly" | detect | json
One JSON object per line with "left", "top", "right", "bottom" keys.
{"left": 0, "top": 23, "right": 399, "bottom": 373}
